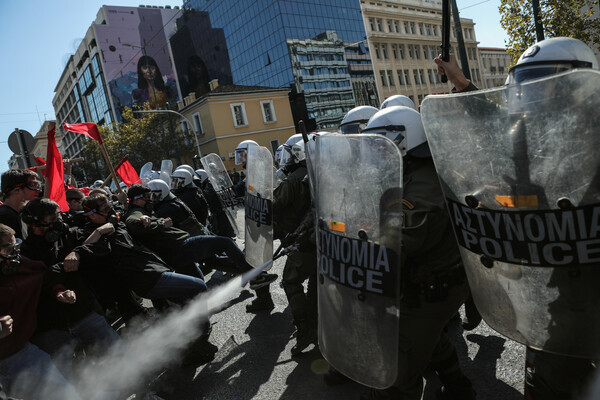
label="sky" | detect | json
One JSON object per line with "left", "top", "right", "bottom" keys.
{"left": 0, "top": 0, "right": 508, "bottom": 174}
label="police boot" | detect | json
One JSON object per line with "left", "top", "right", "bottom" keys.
{"left": 436, "top": 377, "right": 476, "bottom": 400}
{"left": 291, "top": 319, "right": 317, "bottom": 356}
{"left": 246, "top": 286, "right": 274, "bottom": 313}
{"left": 461, "top": 294, "right": 482, "bottom": 331}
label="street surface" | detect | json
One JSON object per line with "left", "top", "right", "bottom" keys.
{"left": 135, "top": 240, "right": 527, "bottom": 400}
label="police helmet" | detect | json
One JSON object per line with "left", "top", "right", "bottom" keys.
{"left": 507, "top": 37, "right": 598, "bottom": 85}
{"left": 339, "top": 106, "right": 379, "bottom": 134}
{"left": 285, "top": 133, "right": 303, "bottom": 146}
{"left": 171, "top": 169, "right": 193, "bottom": 190}
{"left": 280, "top": 139, "right": 306, "bottom": 168}
{"left": 174, "top": 164, "right": 195, "bottom": 177}
{"left": 363, "top": 106, "right": 429, "bottom": 158}
{"left": 194, "top": 169, "right": 209, "bottom": 184}
{"left": 147, "top": 179, "right": 171, "bottom": 202}
{"left": 234, "top": 140, "right": 259, "bottom": 165}
{"left": 380, "top": 95, "right": 416, "bottom": 110}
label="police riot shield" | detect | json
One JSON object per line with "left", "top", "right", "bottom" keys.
{"left": 160, "top": 159, "right": 173, "bottom": 187}
{"left": 314, "top": 134, "right": 402, "bottom": 388}
{"left": 421, "top": 70, "right": 600, "bottom": 358}
{"left": 244, "top": 146, "right": 273, "bottom": 268}
{"left": 139, "top": 162, "right": 153, "bottom": 185}
{"left": 200, "top": 153, "right": 245, "bottom": 240}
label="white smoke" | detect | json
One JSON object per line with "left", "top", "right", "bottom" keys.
{"left": 9, "top": 261, "right": 271, "bottom": 399}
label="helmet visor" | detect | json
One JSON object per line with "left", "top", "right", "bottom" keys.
{"left": 235, "top": 149, "right": 247, "bottom": 165}
{"left": 279, "top": 146, "right": 295, "bottom": 167}
{"left": 171, "top": 177, "right": 185, "bottom": 190}
{"left": 340, "top": 122, "right": 367, "bottom": 135}
{"left": 508, "top": 63, "right": 573, "bottom": 84}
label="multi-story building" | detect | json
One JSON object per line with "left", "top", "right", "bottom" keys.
{"left": 360, "top": 0, "right": 483, "bottom": 107}
{"left": 178, "top": 83, "right": 296, "bottom": 171}
{"left": 345, "top": 40, "right": 380, "bottom": 107}
{"left": 287, "top": 31, "right": 356, "bottom": 129}
{"left": 52, "top": 5, "right": 186, "bottom": 160}
{"left": 183, "top": 0, "right": 372, "bottom": 129}
{"left": 479, "top": 47, "right": 511, "bottom": 88}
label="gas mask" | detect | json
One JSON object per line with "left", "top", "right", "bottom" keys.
{"left": 0, "top": 239, "right": 22, "bottom": 276}
{"left": 43, "top": 219, "right": 70, "bottom": 243}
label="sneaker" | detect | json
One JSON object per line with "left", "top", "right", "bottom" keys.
{"left": 249, "top": 272, "right": 278, "bottom": 290}
{"left": 245, "top": 297, "right": 275, "bottom": 313}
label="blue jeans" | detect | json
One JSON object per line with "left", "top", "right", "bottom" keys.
{"left": 31, "top": 312, "right": 122, "bottom": 380}
{"left": 0, "top": 342, "right": 82, "bottom": 400}
{"left": 175, "top": 235, "right": 252, "bottom": 273}
{"left": 144, "top": 272, "right": 207, "bottom": 305}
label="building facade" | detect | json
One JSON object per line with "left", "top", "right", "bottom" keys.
{"left": 360, "top": 0, "right": 483, "bottom": 107}
{"left": 178, "top": 84, "right": 296, "bottom": 171}
{"left": 52, "top": 5, "right": 185, "bottom": 160}
{"left": 183, "top": 0, "right": 374, "bottom": 129}
{"left": 479, "top": 47, "right": 511, "bottom": 88}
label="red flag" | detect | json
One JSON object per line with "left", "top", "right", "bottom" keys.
{"left": 63, "top": 122, "right": 103, "bottom": 144}
{"left": 46, "top": 128, "right": 69, "bottom": 211}
{"left": 114, "top": 156, "right": 141, "bottom": 186}
{"left": 33, "top": 156, "right": 48, "bottom": 177}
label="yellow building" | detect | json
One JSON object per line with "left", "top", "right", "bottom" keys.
{"left": 178, "top": 83, "right": 296, "bottom": 172}
{"left": 360, "top": 0, "right": 484, "bottom": 107}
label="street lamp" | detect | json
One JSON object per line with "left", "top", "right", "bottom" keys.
{"left": 134, "top": 109, "right": 202, "bottom": 158}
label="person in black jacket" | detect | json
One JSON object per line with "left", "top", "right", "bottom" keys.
{"left": 74, "top": 194, "right": 217, "bottom": 365}
{"left": 19, "top": 198, "right": 122, "bottom": 381}
{"left": 171, "top": 167, "right": 209, "bottom": 226}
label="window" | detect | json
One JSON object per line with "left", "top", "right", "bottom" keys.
{"left": 397, "top": 70, "right": 404, "bottom": 85}
{"left": 391, "top": 44, "right": 398, "bottom": 59}
{"left": 192, "top": 112, "right": 204, "bottom": 135}
{"left": 425, "top": 24, "right": 432, "bottom": 36}
{"left": 376, "top": 18, "right": 383, "bottom": 31}
{"left": 374, "top": 43, "right": 381, "bottom": 59}
{"left": 414, "top": 45, "right": 421, "bottom": 60}
{"left": 369, "top": 18, "right": 376, "bottom": 31}
{"left": 410, "top": 22, "right": 416, "bottom": 34}
{"left": 403, "top": 21, "right": 409, "bottom": 34}
{"left": 433, "top": 25, "right": 438, "bottom": 36}
{"left": 398, "top": 44, "right": 405, "bottom": 59}
{"left": 419, "top": 69, "right": 426, "bottom": 84}
{"left": 230, "top": 103, "right": 248, "bottom": 127}
{"left": 380, "top": 70, "right": 387, "bottom": 86}
{"left": 382, "top": 43, "right": 389, "bottom": 59}
{"left": 260, "top": 100, "right": 276, "bottom": 123}
{"left": 413, "top": 69, "right": 420, "bottom": 84}
{"left": 387, "top": 19, "right": 393, "bottom": 32}
{"left": 393, "top": 20, "right": 400, "bottom": 33}
{"left": 403, "top": 69, "right": 411, "bottom": 85}
{"left": 270, "top": 139, "right": 279, "bottom": 155}
{"left": 418, "top": 23, "right": 424, "bottom": 35}
{"left": 387, "top": 70, "right": 395, "bottom": 86}
{"left": 408, "top": 44, "right": 414, "bottom": 59}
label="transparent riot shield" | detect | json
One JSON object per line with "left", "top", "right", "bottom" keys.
{"left": 139, "top": 162, "right": 153, "bottom": 185}
{"left": 421, "top": 70, "right": 600, "bottom": 358}
{"left": 200, "top": 153, "right": 245, "bottom": 240}
{"left": 314, "top": 134, "right": 402, "bottom": 388}
{"left": 160, "top": 160, "right": 173, "bottom": 187}
{"left": 245, "top": 146, "right": 273, "bottom": 268}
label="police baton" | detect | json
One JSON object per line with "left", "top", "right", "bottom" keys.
{"left": 440, "top": 0, "right": 451, "bottom": 83}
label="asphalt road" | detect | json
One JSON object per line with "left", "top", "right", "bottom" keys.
{"left": 139, "top": 244, "right": 527, "bottom": 400}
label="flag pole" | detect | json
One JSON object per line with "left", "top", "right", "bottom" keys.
{"left": 99, "top": 143, "right": 125, "bottom": 195}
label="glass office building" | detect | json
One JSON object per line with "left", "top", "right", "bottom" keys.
{"left": 183, "top": 0, "right": 368, "bottom": 128}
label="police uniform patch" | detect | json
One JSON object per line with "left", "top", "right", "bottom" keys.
{"left": 402, "top": 199, "right": 415, "bottom": 210}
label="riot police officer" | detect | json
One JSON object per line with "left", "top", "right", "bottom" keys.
{"left": 434, "top": 37, "right": 599, "bottom": 400}
{"left": 360, "top": 106, "right": 475, "bottom": 400}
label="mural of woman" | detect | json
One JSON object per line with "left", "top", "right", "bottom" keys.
{"left": 132, "top": 55, "right": 173, "bottom": 108}
{"left": 187, "top": 55, "right": 211, "bottom": 97}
